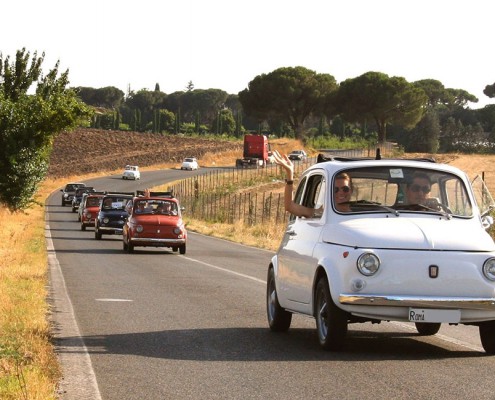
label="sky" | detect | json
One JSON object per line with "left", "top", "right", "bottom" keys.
{"left": 2, "top": 0, "right": 494, "bottom": 108}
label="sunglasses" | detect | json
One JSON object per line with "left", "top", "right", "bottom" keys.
{"left": 334, "top": 185, "right": 350, "bottom": 194}
{"left": 410, "top": 184, "right": 431, "bottom": 193}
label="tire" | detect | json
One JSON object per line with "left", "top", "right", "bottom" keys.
{"left": 315, "top": 276, "right": 348, "bottom": 351}
{"left": 123, "top": 238, "right": 128, "bottom": 251}
{"left": 95, "top": 228, "right": 102, "bottom": 240}
{"left": 479, "top": 321, "right": 495, "bottom": 354}
{"left": 415, "top": 322, "right": 441, "bottom": 336}
{"left": 81, "top": 224, "right": 86, "bottom": 231}
{"left": 179, "top": 244, "right": 186, "bottom": 254}
{"left": 266, "top": 267, "right": 292, "bottom": 332}
{"left": 126, "top": 241, "right": 134, "bottom": 253}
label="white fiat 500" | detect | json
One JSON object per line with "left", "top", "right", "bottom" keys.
{"left": 267, "top": 154, "right": 495, "bottom": 353}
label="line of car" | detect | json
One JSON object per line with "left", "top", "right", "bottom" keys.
{"left": 60, "top": 183, "right": 187, "bottom": 255}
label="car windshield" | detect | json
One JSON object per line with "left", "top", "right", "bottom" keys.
{"left": 86, "top": 197, "right": 101, "bottom": 207}
{"left": 335, "top": 166, "right": 475, "bottom": 217}
{"left": 102, "top": 197, "right": 128, "bottom": 210}
{"left": 184, "top": 158, "right": 194, "bottom": 162}
{"left": 134, "top": 199, "right": 178, "bottom": 215}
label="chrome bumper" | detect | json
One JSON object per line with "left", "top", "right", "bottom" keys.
{"left": 130, "top": 238, "right": 185, "bottom": 244}
{"left": 99, "top": 227, "right": 123, "bottom": 233}
{"left": 339, "top": 294, "right": 495, "bottom": 311}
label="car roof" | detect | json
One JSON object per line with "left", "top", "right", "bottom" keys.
{"left": 309, "top": 152, "right": 464, "bottom": 176}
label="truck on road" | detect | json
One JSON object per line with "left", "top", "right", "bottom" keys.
{"left": 235, "top": 134, "right": 273, "bottom": 168}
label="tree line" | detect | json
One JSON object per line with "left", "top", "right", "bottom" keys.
{"left": 79, "top": 68, "right": 495, "bottom": 155}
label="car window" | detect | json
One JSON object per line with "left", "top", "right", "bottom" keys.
{"left": 338, "top": 166, "right": 474, "bottom": 217}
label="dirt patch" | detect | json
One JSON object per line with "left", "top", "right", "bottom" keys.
{"left": 47, "top": 128, "right": 244, "bottom": 178}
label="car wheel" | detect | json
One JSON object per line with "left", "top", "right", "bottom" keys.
{"left": 81, "top": 224, "right": 86, "bottom": 231}
{"left": 72, "top": 206, "right": 76, "bottom": 213}
{"left": 315, "top": 276, "right": 347, "bottom": 351}
{"left": 479, "top": 321, "right": 495, "bottom": 354}
{"left": 415, "top": 322, "right": 441, "bottom": 336}
{"left": 179, "top": 244, "right": 186, "bottom": 254}
{"left": 266, "top": 267, "right": 292, "bottom": 332}
{"left": 95, "top": 228, "right": 102, "bottom": 240}
{"left": 126, "top": 241, "right": 134, "bottom": 253}
{"left": 61, "top": 200, "right": 65, "bottom": 206}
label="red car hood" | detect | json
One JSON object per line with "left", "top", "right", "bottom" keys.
{"left": 131, "top": 215, "right": 181, "bottom": 226}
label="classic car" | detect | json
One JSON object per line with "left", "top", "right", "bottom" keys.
{"left": 80, "top": 192, "right": 105, "bottom": 230}
{"left": 60, "top": 182, "right": 86, "bottom": 206}
{"left": 71, "top": 186, "right": 95, "bottom": 212}
{"left": 267, "top": 152, "right": 495, "bottom": 353}
{"left": 180, "top": 157, "right": 199, "bottom": 171}
{"left": 123, "top": 191, "right": 187, "bottom": 254}
{"left": 94, "top": 192, "right": 135, "bottom": 239}
{"left": 122, "top": 165, "right": 141, "bottom": 180}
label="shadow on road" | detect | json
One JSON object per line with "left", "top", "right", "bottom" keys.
{"left": 53, "top": 326, "right": 483, "bottom": 362}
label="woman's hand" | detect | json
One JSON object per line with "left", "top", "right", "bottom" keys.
{"left": 272, "top": 150, "right": 294, "bottom": 180}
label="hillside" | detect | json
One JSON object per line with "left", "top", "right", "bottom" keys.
{"left": 47, "top": 128, "right": 244, "bottom": 178}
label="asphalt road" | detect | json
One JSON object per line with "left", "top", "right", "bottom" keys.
{"left": 47, "top": 168, "right": 495, "bottom": 400}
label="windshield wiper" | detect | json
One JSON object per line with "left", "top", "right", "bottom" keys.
{"left": 349, "top": 200, "right": 400, "bottom": 216}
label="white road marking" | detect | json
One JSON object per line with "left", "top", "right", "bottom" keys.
{"left": 95, "top": 298, "right": 133, "bottom": 302}
{"left": 46, "top": 221, "right": 102, "bottom": 400}
{"left": 180, "top": 255, "right": 266, "bottom": 284}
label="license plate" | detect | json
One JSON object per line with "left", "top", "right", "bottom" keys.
{"left": 408, "top": 308, "right": 461, "bottom": 323}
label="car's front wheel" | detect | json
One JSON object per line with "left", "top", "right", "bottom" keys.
{"left": 95, "top": 227, "right": 102, "bottom": 240}
{"left": 179, "top": 244, "right": 186, "bottom": 254}
{"left": 479, "top": 321, "right": 495, "bottom": 354}
{"left": 266, "top": 267, "right": 292, "bottom": 332}
{"left": 415, "top": 322, "right": 441, "bottom": 336}
{"left": 315, "top": 276, "right": 347, "bottom": 351}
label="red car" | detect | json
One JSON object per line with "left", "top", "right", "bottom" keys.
{"left": 123, "top": 192, "right": 187, "bottom": 254}
{"left": 80, "top": 193, "right": 105, "bottom": 231}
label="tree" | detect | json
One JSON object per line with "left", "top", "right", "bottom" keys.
{"left": 76, "top": 86, "right": 125, "bottom": 109}
{"left": 0, "top": 48, "right": 90, "bottom": 211}
{"left": 336, "top": 71, "right": 428, "bottom": 143}
{"left": 401, "top": 111, "right": 440, "bottom": 153}
{"left": 484, "top": 83, "right": 495, "bottom": 98}
{"left": 238, "top": 66, "right": 338, "bottom": 140}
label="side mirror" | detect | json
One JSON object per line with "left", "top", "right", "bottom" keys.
{"left": 482, "top": 215, "right": 494, "bottom": 230}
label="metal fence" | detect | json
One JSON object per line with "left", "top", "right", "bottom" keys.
{"left": 168, "top": 144, "right": 398, "bottom": 225}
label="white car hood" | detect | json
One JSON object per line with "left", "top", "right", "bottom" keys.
{"left": 322, "top": 216, "right": 495, "bottom": 251}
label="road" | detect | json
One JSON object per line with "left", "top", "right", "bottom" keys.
{"left": 47, "top": 168, "right": 495, "bottom": 400}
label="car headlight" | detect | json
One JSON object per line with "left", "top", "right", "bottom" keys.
{"left": 103, "top": 217, "right": 109, "bottom": 224}
{"left": 357, "top": 253, "right": 380, "bottom": 276}
{"left": 173, "top": 227, "right": 182, "bottom": 235}
{"left": 136, "top": 225, "right": 144, "bottom": 233}
{"left": 482, "top": 258, "right": 495, "bottom": 281}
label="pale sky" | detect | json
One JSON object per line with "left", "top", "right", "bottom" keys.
{"left": 3, "top": 0, "right": 494, "bottom": 108}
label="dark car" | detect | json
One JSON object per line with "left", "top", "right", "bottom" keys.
{"left": 123, "top": 191, "right": 187, "bottom": 254}
{"left": 61, "top": 182, "right": 86, "bottom": 206}
{"left": 94, "top": 192, "right": 134, "bottom": 240}
{"left": 71, "top": 187, "right": 95, "bottom": 212}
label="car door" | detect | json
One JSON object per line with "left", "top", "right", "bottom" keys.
{"left": 277, "top": 172, "right": 327, "bottom": 314}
